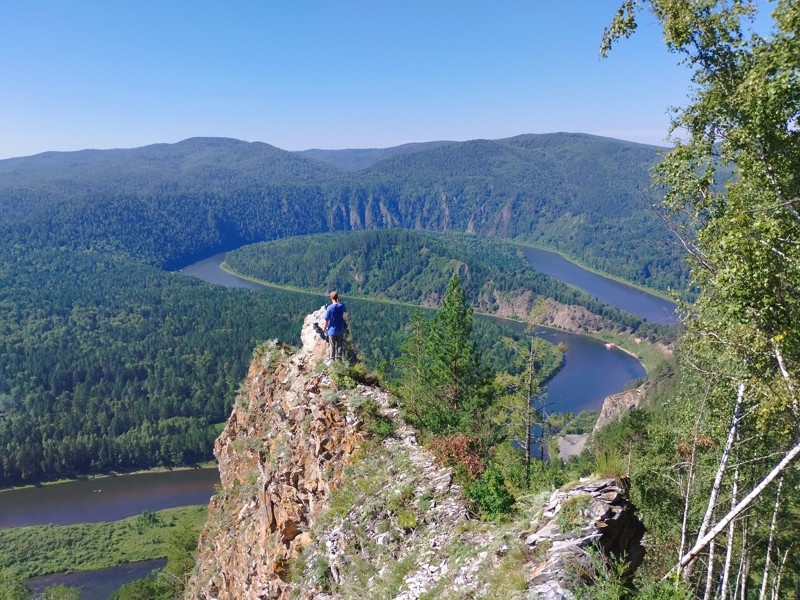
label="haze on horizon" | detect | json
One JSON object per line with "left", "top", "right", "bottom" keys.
{"left": 1, "top": 1, "right": 694, "bottom": 160}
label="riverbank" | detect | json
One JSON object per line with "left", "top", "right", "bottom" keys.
{"left": 0, "top": 461, "right": 218, "bottom": 494}
{"left": 518, "top": 296, "right": 671, "bottom": 375}
{"left": 0, "top": 505, "right": 207, "bottom": 579}
{"left": 194, "top": 251, "right": 647, "bottom": 414}
{"left": 510, "top": 240, "right": 680, "bottom": 304}
{"left": 221, "top": 258, "right": 660, "bottom": 372}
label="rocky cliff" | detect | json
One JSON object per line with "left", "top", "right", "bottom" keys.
{"left": 187, "top": 308, "right": 646, "bottom": 599}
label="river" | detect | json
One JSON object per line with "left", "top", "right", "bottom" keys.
{"left": 26, "top": 559, "right": 167, "bottom": 599}
{"left": 182, "top": 247, "right": 679, "bottom": 326}
{"left": 520, "top": 246, "right": 678, "bottom": 325}
{"left": 0, "top": 468, "right": 219, "bottom": 529}
{"left": 1, "top": 469, "right": 217, "bottom": 599}
{"left": 492, "top": 317, "right": 645, "bottom": 414}
{"left": 184, "top": 251, "right": 647, "bottom": 416}
{"left": 7, "top": 244, "right": 658, "bottom": 597}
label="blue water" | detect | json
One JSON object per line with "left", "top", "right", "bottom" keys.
{"left": 0, "top": 468, "right": 218, "bottom": 528}
{"left": 184, "top": 252, "right": 646, "bottom": 415}
{"left": 494, "top": 318, "right": 645, "bottom": 415}
{"left": 27, "top": 559, "right": 167, "bottom": 600}
{"left": 520, "top": 246, "right": 679, "bottom": 325}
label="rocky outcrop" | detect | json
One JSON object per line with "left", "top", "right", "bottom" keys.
{"left": 187, "top": 307, "right": 364, "bottom": 599}
{"left": 528, "top": 298, "right": 620, "bottom": 335}
{"left": 592, "top": 386, "right": 644, "bottom": 435}
{"left": 524, "top": 478, "right": 645, "bottom": 599}
{"left": 188, "top": 309, "right": 647, "bottom": 599}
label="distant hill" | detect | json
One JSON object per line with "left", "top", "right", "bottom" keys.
{"left": 0, "top": 137, "right": 343, "bottom": 194}
{"left": 0, "top": 133, "right": 686, "bottom": 289}
{"left": 224, "top": 229, "right": 663, "bottom": 334}
{"left": 0, "top": 131, "right": 686, "bottom": 485}
{"left": 297, "top": 140, "right": 458, "bottom": 171}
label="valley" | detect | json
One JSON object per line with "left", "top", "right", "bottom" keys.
{"left": 2, "top": 3, "right": 795, "bottom": 596}
{"left": 0, "top": 133, "right": 680, "bottom": 488}
{"left": 0, "top": 133, "right": 683, "bottom": 597}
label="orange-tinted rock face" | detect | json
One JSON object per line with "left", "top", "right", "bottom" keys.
{"left": 188, "top": 307, "right": 365, "bottom": 599}
{"left": 188, "top": 308, "right": 647, "bottom": 600}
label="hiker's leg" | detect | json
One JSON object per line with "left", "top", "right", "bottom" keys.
{"left": 332, "top": 335, "right": 343, "bottom": 360}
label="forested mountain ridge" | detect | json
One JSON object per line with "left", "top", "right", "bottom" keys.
{"left": 0, "top": 133, "right": 686, "bottom": 289}
{"left": 0, "top": 137, "right": 344, "bottom": 195}
{"left": 0, "top": 132, "right": 684, "bottom": 485}
{"left": 225, "top": 230, "right": 671, "bottom": 339}
{"left": 298, "top": 140, "right": 458, "bottom": 171}
{"left": 354, "top": 133, "right": 678, "bottom": 288}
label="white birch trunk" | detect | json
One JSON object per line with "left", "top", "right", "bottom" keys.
{"left": 758, "top": 477, "right": 783, "bottom": 600}
{"left": 704, "top": 539, "right": 716, "bottom": 600}
{"left": 679, "top": 416, "right": 702, "bottom": 568}
{"left": 770, "top": 548, "right": 789, "bottom": 600}
{"left": 737, "top": 519, "right": 750, "bottom": 600}
{"left": 685, "top": 382, "right": 744, "bottom": 579}
{"left": 664, "top": 438, "right": 800, "bottom": 581}
{"left": 718, "top": 461, "right": 739, "bottom": 599}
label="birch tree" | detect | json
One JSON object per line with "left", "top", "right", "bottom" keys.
{"left": 603, "top": 0, "right": 800, "bottom": 592}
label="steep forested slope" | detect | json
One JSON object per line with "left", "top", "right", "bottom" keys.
{"left": 224, "top": 230, "right": 667, "bottom": 337}
{"left": 0, "top": 133, "right": 684, "bottom": 485}
{"left": 0, "top": 241, "right": 537, "bottom": 484}
{"left": 352, "top": 134, "right": 681, "bottom": 289}
{"left": 0, "top": 133, "right": 686, "bottom": 289}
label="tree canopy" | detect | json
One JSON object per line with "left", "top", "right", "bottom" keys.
{"left": 604, "top": 0, "right": 800, "bottom": 595}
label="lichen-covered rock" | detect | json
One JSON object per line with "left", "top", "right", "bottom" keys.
{"left": 524, "top": 478, "right": 646, "bottom": 600}
{"left": 187, "top": 307, "right": 365, "bottom": 599}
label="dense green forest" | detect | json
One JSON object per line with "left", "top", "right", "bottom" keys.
{"left": 0, "top": 132, "right": 686, "bottom": 486}
{"left": 0, "top": 132, "right": 685, "bottom": 486}
{"left": 0, "top": 240, "right": 549, "bottom": 485}
{"left": 225, "top": 229, "right": 672, "bottom": 339}
{"left": 0, "top": 133, "right": 687, "bottom": 289}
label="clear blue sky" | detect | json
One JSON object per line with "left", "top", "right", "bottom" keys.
{"left": 1, "top": 1, "right": 702, "bottom": 159}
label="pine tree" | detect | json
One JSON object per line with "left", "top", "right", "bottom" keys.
{"left": 398, "top": 274, "right": 487, "bottom": 435}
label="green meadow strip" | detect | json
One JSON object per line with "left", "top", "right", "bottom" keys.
{"left": 0, "top": 505, "right": 208, "bottom": 578}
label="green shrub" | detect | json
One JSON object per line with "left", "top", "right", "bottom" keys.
{"left": 595, "top": 449, "right": 627, "bottom": 479}
{"left": 635, "top": 579, "right": 692, "bottom": 600}
{"left": 358, "top": 398, "right": 395, "bottom": 438}
{"left": 42, "top": 585, "right": 81, "bottom": 600}
{"left": 573, "top": 551, "right": 692, "bottom": 600}
{"left": 562, "top": 410, "right": 600, "bottom": 435}
{"left": 331, "top": 361, "right": 379, "bottom": 389}
{"left": 556, "top": 494, "right": 591, "bottom": 534}
{"left": 311, "top": 556, "right": 332, "bottom": 591}
{"left": 465, "top": 465, "right": 515, "bottom": 519}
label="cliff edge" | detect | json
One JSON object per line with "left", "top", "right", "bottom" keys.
{"left": 187, "top": 308, "right": 645, "bottom": 599}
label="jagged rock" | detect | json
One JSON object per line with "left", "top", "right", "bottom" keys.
{"left": 188, "top": 310, "right": 646, "bottom": 600}
{"left": 524, "top": 478, "right": 645, "bottom": 600}
{"left": 592, "top": 386, "right": 644, "bottom": 435}
{"left": 187, "top": 307, "right": 365, "bottom": 599}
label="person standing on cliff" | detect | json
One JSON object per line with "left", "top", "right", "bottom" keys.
{"left": 324, "top": 290, "right": 347, "bottom": 361}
